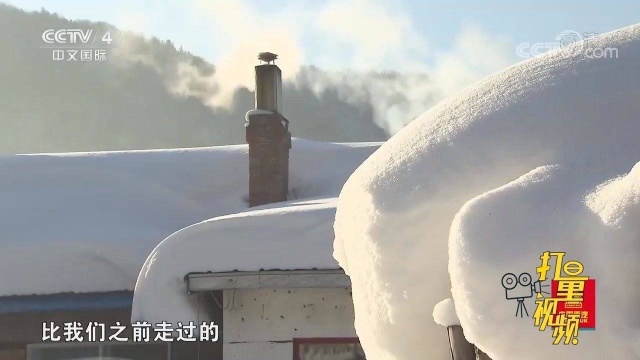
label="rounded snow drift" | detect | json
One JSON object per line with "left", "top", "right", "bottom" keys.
{"left": 334, "top": 24, "right": 640, "bottom": 360}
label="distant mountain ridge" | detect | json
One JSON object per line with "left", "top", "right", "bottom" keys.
{"left": 0, "top": 4, "right": 388, "bottom": 153}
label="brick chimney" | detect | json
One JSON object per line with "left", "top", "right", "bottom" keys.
{"left": 245, "top": 52, "right": 292, "bottom": 207}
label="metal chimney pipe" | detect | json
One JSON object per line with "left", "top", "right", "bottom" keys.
{"left": 254, "top": 64, "right": 283, "bottom": 113}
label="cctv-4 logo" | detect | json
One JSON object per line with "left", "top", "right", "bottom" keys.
{"left": 501, "top": 251, "right": 596, "bottom": 345}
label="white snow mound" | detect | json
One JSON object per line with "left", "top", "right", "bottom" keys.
{"left": 334, "top": 24, "right": 640, "bottom": 360}
{"left": 132, "top": 197, "right": 340, "bottom": 326}
{"left": 433, "top": 298, "right": 460, "bottom": 327}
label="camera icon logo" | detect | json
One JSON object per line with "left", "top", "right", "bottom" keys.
{"left": 501, "top": 272, "right": 544, "bottom": 317}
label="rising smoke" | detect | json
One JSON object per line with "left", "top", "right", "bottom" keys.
{"left": 0, "top": 2, "right": 514, "bottom": 154}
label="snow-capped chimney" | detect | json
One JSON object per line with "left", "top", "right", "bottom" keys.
{"left": 245, "top": 52, "right": 292, "bottom": 207}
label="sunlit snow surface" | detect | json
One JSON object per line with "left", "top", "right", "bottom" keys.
{"left": 0, "top": 139, "right": 378, "bottom": 298}
{"left": 334, "top": 24, "right": 640, "bottom": 359}
{"left": 433, "top": 298, "right": 459, "bottom": 327}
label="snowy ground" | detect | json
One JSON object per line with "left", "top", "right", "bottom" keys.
{"left": 334, "top": 24, "right": 640, "bottom": 360}
{"left": 0, "top": 139, "right": 378, "bottom": 297}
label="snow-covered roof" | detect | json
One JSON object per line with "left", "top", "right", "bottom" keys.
{"left": 334, "top": 24, "right": 640, "bottom": 360}
{"left": 132, "top": 197, "right": 341, "bottom": 325}
{"left": 0, "top": 139, "right": 379, "bottom": 298}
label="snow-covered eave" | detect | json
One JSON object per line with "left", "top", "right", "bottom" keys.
{"left": 131, "top": 197, "right": 342, "bottom": 325}
{"left": 0, "top": 290, "right": 133, "bottom": 314}
{"left": 185, "top": 269, "right": 350, "bottom": 293}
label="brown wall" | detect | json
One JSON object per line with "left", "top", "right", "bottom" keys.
{"left": 0, "top": 307, "right": 132, "bottom": 360}
{"left": 0, "top": 292, "right": 223, "bottom": 360}
{"left": 0, "top": 348, "right": 25, "bottom": 360}
{"left": 0, "top": 307, "right": 131, "bottom": 344}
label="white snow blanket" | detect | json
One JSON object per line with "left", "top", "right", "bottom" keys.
{"left": 0, "top": 139, "right": 378, "bottom": 297}
{"left": 132, "top": 197, "right": 340, "bottom": 325}
{"left": 334, "top": 24, "right": 640, "bottom": 359}
{"left": 433, "top": 298, "right": 459, "bottom": 327}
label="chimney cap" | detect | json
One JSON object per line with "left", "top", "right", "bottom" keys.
{"left": 258, "top": 52, "right": 278, "bottom": 64}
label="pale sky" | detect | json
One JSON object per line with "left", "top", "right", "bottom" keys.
{"left": 5, "top": 0, "right": 640, "bottom": 71}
